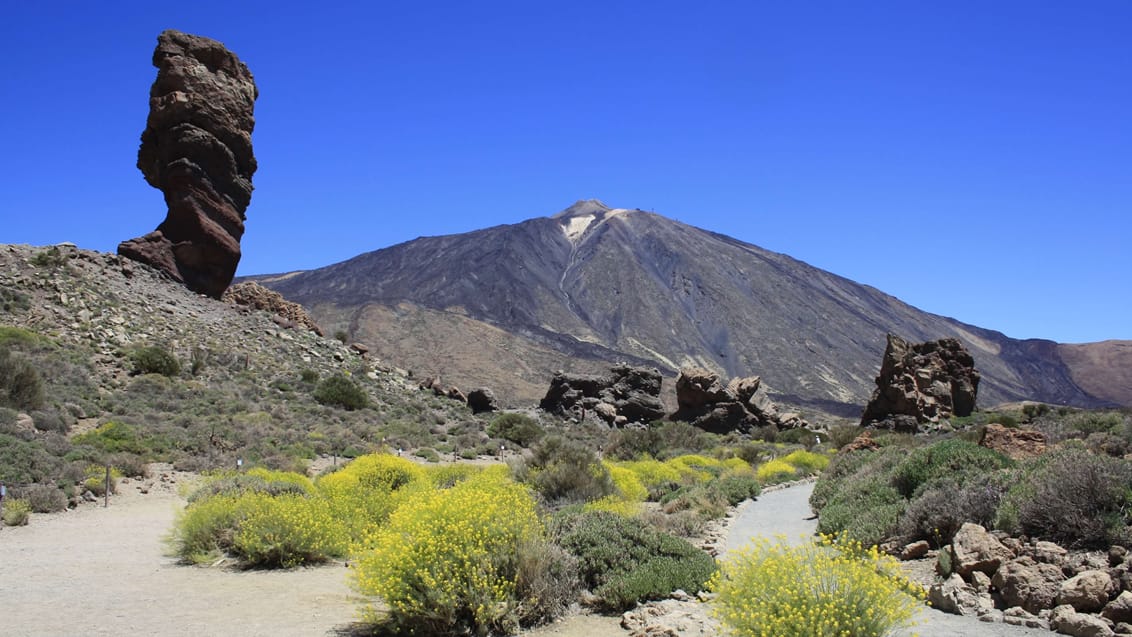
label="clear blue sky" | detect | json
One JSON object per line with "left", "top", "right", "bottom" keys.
{"left": 2, "top": 1, "right": 1129, "bottom": 343}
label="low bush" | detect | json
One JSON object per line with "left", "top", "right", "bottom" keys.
{"left": 756, "top": 459, "right": 797, "bottom": 484}
{"left": 780, "top": 449, "right": 830, "bottom": 474}
{"left": 19, "top": 483, "right": 68, "bottom": 513}
{"left": 82, "top": 465, "right": 122, "bottom": 496}
{"left": 353, "top": 470, "right": 542, "bottom": 635}
{"left": 551, "top": 509, "right": 717, "bottom": 611}
{"left": 487, "top": 413, "right": 544, "bottom": 447}
{"left": 998, "top": 445, "right": 1132, "bottom": 548}
{"left": 514, "top": 436, "right": 614, "bottom": 506}
{"left": 712, "top": 535, "right": 923, "bottom": 637}
{"left": 513, "top": 537, "right": 579, "bottom": 626}
{"left": 0, "top": 347, "right": 45, "bottom": 410}
{"left": 891, "top": 438, "right": 1011, "bottom": 498}
{"left": 233, "top": 492, "right": 347, "bottom": 567}
{"left": 72, "top": 421, "right": 148, "bottom": 455}
{"left": 130, "top": 345, "right": 180, "bottom": 377}
{"left": 312, "top": 374, "right": 369, "bottom": 410}
{"left": 2, "top": 498, "right": 31, "bottom": 526}
{"left": 604, "top": 422, "right": 712, "bottom": 460}
{"left": 899, "top": 475, "right": 1007, "bottom": 545}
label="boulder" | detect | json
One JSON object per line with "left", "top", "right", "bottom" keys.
{"left": 841, "top": 430, "right": 880, "bottom": 453}
{"left": 994, "top": 556, "right": 1068, "bottom": 614}
{"left": 1060, "top": 570, "right": 1115, "bottom": 612}
{"left": 223, "top": 282, "right": 322, "bottom": 335}
{"left": 980, "top": 423, "right": 1047, "bottom": 460}
{"left": 118, "top": 30, "right": 258, "bottom": 299}
{"left": 950, "top": 522, "right": 1014, "bottom": 578}
{"left": 928, "top": 573, "right": 986, "bottom": 616}
{"left": 860, "top": 334, "right": 980, "bottom": 429}
{"left": 466, "top": 388, "right": 498, "bottom": 414}
{"left": 675, "top": 366, "right": 732, "bottom": 408}
{"left": 1103, "top": 591, "right": 1132, "bottom": 624}
{"left": 1051, "top": 604, "right": 1115, "bottom": 637}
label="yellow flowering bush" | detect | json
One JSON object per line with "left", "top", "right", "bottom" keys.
{"left": 316, "top": 453, "right": 426, "bottom": 546}
{"left": 353, "top": 470, "right": 543, "bottom": 635}
{"left": 606, "top": 462, "right": 648, "bottom": 502}
{"left": 2, "top": 498, "right": 31, "bottom": 526}
{"left": 667, "top": 454, "right": 723, "bottom": 483}
{"left": 619, "top": 457, "right": 683, "bottom": 490}
{"left": 756, "top": 458, "right": 797, "bottom": 484}
{"left": 233, "top": 491, "right": 347, "bottom": 567}
{"left": 712, "top": 535, "right": 924, "bottom": 637}
{"left": 781, "top": 449, "right": 831, "bottom": 475}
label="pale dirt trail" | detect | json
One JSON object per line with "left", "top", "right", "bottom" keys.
{"left": 0, "top": 488, "right": 363, "bottom": 637}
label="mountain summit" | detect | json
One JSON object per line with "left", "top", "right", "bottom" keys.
{"left": 250, "top": 201, "right": 1120, "bottom": 413}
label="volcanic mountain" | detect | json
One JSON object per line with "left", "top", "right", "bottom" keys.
{"left": 250, "top": 200, "right": 1123, "bottom": 414}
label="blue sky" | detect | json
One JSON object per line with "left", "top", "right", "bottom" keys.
{"left": 1, "top": 1, "right": 1129, "bottom": 343}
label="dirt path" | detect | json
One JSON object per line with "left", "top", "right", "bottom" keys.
{"left": 0, "top": 487, "right": 362, "bottom": 637}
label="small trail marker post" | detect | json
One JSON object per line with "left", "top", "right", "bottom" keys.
{"left": 104, "top": 464, "right": 111, "bottom": 508}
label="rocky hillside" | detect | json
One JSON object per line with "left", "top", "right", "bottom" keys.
{"left": 0, "top": 243, "right": 517, "bottom": 493}
{"left": 249, "top": 200, "right": 1122, "bottom": 414}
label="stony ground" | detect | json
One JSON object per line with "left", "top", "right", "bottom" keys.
{"left": 0, "top": 477, "right": 1058, "bottom": 637}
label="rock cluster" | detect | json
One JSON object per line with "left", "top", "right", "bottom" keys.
{"left": 860, "top": 334, "right": 980, "bottom": 430}
{"left": 223, "top": 282, "right": 322, "bottom": 335}
{"left": 672, "top": 366, "right": 806, "bottom": 434}
{"left": 539, "top": 365, "right": 665, "bottom": 425}
{"left": 921, "top": 522, "right": 1132, "bottom": 635}
{"left": 980, "top": 423, "right": 1048, "bottom": 460}
{"left": 119, "top": 30, "right": 258, "bottom": 299}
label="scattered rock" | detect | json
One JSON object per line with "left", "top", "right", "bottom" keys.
{"left": 950, "top": 522, "right": 1014, "bottom": 578}
{"left": 900, "top": 540, "right": 931, "bottom": 561}
{"left": 841, "top": 430, "right": 880, "bottom": 453}
{"left": 1004, "top": 606, "right": 1050, "bottom": 630}
{"left": 860, "top": 333, "right": 980, "bottom": 429}
{"left": 1051, "top": 604, "right": 1116, "bottom": 637}
{"left": 1103, "top": 591, "right": 1132, "bottom": 624}
{"left": 994, "top": 556, "right": 1068, "bottom": 614}
{"left": 980, "top": 423, "right": 1047, "bottom": 460}
{"left": 1060, "top": 570, "right": 1116, "bottom": 612}
{"left": 118, "top": 30, "right": 258, "bottom": 299}
{"left": 929, "top": 573, "right": 986, "bottom": 616}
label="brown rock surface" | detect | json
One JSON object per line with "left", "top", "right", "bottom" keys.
{"left": 223, "top": 282, "right": 322, "bottom": 335}
{"left": 980, "top": 423, "right": 1048, "bottom": 460}
{"left": 994, "top": 556, "right": 1067, "bottom": 614}
{"left": 540, "top": 365, "right": 665, "bottom": 425}
{"left": 950, "top": 522, "right": 1014, "bottom": 578}
{"left": 860, "top": 333, "right": 980, "bottom": 429}
{"left": 672, "top": 366, "right": 803, "bottom": 433}
{"left": 1059, "top": 570, "right": 1115, "bottom": 612}
{"left": 119, "top": 30, "right": 258, "bottom": 299}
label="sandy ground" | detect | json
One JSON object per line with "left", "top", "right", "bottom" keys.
{"left": 0, "top": 478, "right": 1052, "bottom": 637}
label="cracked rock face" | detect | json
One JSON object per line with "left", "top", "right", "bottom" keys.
{"left": 860, "top": 333, "right": 980, "bottom": 429}
{"left": 119, "top": 30, "right": 258, "bottom": 299}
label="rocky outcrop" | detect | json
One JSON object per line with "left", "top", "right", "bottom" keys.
{"left": 993, "top": 556, "right": 1070, "bottom": 614}
{"left": 949, "top": 522, "right": 1014, "bottom": 578}
{"left": 119, "top": 30, "right": 258, "bottom": 299}
{"left": 223, "top": 282, "right": 322, "bottom": 335}
{"left": 860, "top": 334, "right": 980, "bottom": 430}
{"left": 466, "top": 388, "right": 498, "bottom": 414}
{"left": 672, "top": 366, "right": 807, "bottom": 434}
{"left": 540, "top": 365, "right": 665, "bottom": 425}
{"left": 980, "top": 423, "right": 1048, "bottom": 460}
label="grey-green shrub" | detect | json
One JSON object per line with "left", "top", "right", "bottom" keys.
{"left": 313, "top": 374, "right": 368, "bottom": 410}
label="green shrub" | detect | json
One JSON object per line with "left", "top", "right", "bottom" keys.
{"left": 605, "top": 422, "right": 712, "bottom": 461}
{"left": 313, "top": 374, "right": 368, "bottom": 410}
{"left": 515, "top": 436, "right": 614, "bottom": 506}
{"left": 713, "top": 472, "right": 762, "bottom": 505}
{"left": 892, "top": 438, "right": 1012, "bottom": 498}
{"left": 0, "top": 434, "right": 63, "bottom": 485}
{"left": 72, "top": 421, "right": 147, "bottom": 455}
{"left": 130, "top": 345, "right": 180, "bottom": 377}
{"left": 2, "top": 498, "right": 31, "bottom": 526}
{"left": 998, "top": 446, "right": 1132, "bottom": 548}
{"left": 0, "top": 347, "right": 45, "bottom": 410}
{"left": 712, "top": 535, "right": 923, "bottom": 637}
{"left": 299, "top": 369, "right": 319, "bottom": 384}
{"left": 413, "top": 447, "right": 440, "bottom": 463}
{"left": 0, "top": 288, "right": 31, "bottom": 313}
{"left": 513, "top": 538, "right": 579, "bottom": 626}
{"left": 353, "top": 470, "right": 542, "bottom": 635}
{"left": 30, "top": 246, "right": 68, "bottom": 268}
{"left": 551, "top": 509, "right": 717, "bottom": 611}
{"left": 487, "top": 413, "right": 544, "bottom": 447}
{"left": 899, "top": 475, "right": 1007, "bottom": 545}
{"left": 232, "top": 492, "right": 347, "bottom": 567}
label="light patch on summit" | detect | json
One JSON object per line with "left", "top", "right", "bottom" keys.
{"left": 562, "top": 214, "right": 595, "bottom": 242}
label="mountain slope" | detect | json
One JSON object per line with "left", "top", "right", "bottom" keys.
{"left": 251, "top": 200, "right": 1117, "bottom": 412}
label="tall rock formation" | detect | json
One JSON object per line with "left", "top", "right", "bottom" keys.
{"left": 119, "top": 30, "right": 258, "bottom": 299}
{"left": 860, "top": 334, "right": 980, "bottom": 430}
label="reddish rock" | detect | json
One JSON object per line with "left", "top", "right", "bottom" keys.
{"left": 980, "top": 423, "right": 1047, "bottom": 460}
{"left": 222, "top": 282, "right": 322, "bottom": 335}
{"left": 860, "top": 334, "right": 980, "bottom": 430}
{"left": 841, "top": 430, "right": 880, "bottom": 453}
{"left": 119, "top": 30, "right": 258, "bottom": 299}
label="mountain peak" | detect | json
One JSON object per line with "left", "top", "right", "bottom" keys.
{"left": 553, "top": 199, "right": 612, "bottom": 219}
